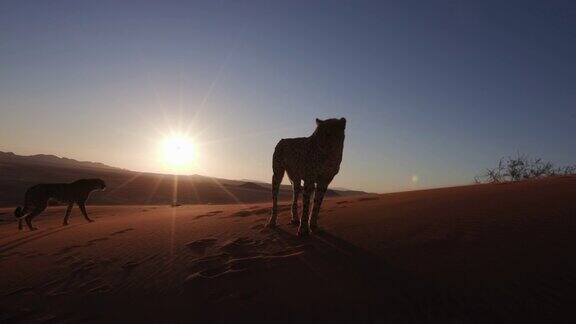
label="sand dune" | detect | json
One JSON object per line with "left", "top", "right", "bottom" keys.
{"left": 1, "top": 176, "right": 576, "bottom": 322}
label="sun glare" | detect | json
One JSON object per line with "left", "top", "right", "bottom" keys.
{"left": 160, "top": 135, "right": 196, "bottom": 173}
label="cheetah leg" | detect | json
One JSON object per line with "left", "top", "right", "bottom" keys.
{"left": 266, "top": 167, "right": 284, "bottom": 228}
{"left": 297, "top": 181, "right": 314, "bottom": 237}
{"left": 310, "top": 183, "right": 327, "bottom": 233}
{"left": 289, "top": 181, "right": 302, "bottom": 225}
{"left": 63, "top": 203, "right": 73, "bottom": 226}
{"left": 18, "top": 205, "right": 32, "bottom": 230}
{"left": 79, "top": 203, "right": 95, "bottom": 223}
{"left": 26, "top": 204, "right": 47, "bottom": 231}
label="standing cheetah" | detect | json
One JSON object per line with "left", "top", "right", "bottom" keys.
{"left": 266, "top": 118, "right": 346, "bottom": 236}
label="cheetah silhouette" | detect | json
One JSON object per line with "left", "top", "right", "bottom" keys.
{"left": 14, "top": 178, "right": 106, "bottom": 231}
{"left": 266, "top": 118, "right": 346, "bottom": 236}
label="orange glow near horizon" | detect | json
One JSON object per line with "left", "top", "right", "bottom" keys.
{"left": 159, "top": 133, "right": 198, "bottom": 174}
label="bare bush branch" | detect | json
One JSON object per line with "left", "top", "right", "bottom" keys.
{"left": 475, "top": 154, "right": 576, "bottom": 183}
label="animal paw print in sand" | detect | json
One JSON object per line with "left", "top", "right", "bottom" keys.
{"left": 183, "top": 235, "right": 313, "bottom": 303}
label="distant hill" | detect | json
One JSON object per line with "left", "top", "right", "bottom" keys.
{"left": 0, "top": 151, "right": 118, "bottom": 170}
{"left": 239, "top": 178, "right": 367, "bottom": 196}
{"left": 0, "top": 151, "right": 368, "bottom": 206}
{"left": 234, "top": 182, "right": 268, "bottom": 191}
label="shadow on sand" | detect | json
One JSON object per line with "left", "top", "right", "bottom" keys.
{"left": 265, "top": 227, "right": 431, "bottom": 322}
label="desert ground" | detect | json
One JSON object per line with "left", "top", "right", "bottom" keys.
{"left": 1, "top": 176, "right": 576, "bottom": 322}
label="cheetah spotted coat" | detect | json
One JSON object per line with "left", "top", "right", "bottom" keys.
{"left": 266, "top": 118, "right": 346, "bottom": 236}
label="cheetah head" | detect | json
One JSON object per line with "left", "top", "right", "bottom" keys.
{"left": 91, "top": 178, "right": 107, "bottom": 191}
{"left": 315, "top": 118, "right": 346, "bottom": 143}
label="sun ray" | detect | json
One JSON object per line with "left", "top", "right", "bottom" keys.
{"left": 212, "top": 177, "right": 243, "bottom": 204}
{"left": 186, "top": 175, "right": 201, "bottom": 204}
{"left": 145, "top": 174, "right": 165, "bottom": 204}
{"left": 169, "top": 204, "right": 177, "bottom": 272}
{"left": 105, "top": 172, "right": 144, "bottom": 197}
{"left": 197, "top": 123, "right": 308, "bottom": 147}
{"left": 197, "top": 26, "right": 243, "bottom": 111}
{"left": 193, "top": 163, "right": 248, "bottom": 207}
{"left": 172, "top": 174, "right": 179, "bottom": 205}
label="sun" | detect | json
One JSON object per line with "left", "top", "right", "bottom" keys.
{"left": 160, "top": 135, "right": 196, "bottom": 172}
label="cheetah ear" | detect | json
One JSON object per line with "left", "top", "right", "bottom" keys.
{"left": 340, "top": 118, "right": 346, "bottom": 127}
{"left": 316, "top": 118, "right": 324, "bottom": 126}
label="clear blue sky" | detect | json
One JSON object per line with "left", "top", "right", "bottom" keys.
{"left": 1, "top": 0, "right": 575, "bottom": 192}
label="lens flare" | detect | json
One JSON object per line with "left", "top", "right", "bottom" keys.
{"left": 160, "top": 135, "right": 196, "bottom": 173}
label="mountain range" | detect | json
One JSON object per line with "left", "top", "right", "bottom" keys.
{"left": 0, "top": 151, "right": 367, "bottom": 207}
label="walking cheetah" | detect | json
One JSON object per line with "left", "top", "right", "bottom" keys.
{"left": 14, "top": 178, "right": 106, "bottom": 231}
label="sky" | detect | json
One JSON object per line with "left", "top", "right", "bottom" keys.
{"left": 1, "top": 0, "right": 575, "bottom": 193}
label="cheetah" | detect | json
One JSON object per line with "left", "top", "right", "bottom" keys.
{"left": 266, "top": 118, "right": 346, "bottom": 236}
{"left": 14, "top": 178, "right": 106, "bottom": 231}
